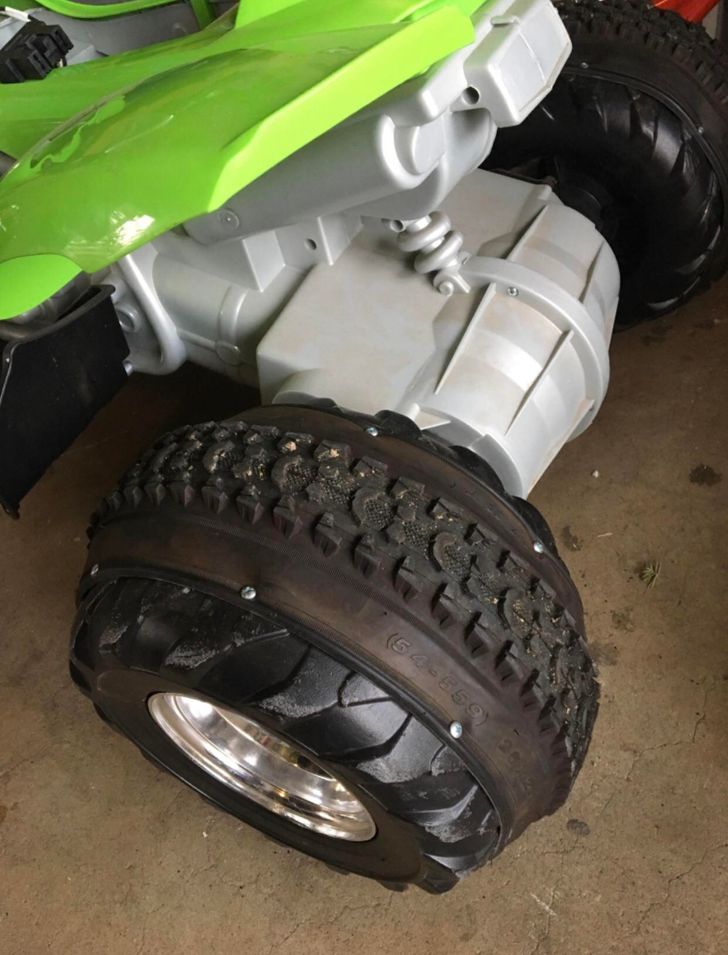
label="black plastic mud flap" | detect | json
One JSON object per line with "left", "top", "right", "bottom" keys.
{"left": 0, "top": 287, "right": 129, "bottom": 516}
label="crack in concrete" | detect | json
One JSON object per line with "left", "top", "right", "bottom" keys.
{"left": 632, "top": 842, "right": 728, "bottom": 954}
{"left": 265, "top": 891, "right": 397, "bottom": 954}
{"left": 527, "top": 837, "right": 584, "bottom": 955}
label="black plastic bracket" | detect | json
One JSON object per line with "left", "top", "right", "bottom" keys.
{"left": 0, "top": 287, "right": 129, "bottom": 516}
{"left": 0, "top": 16, "right": 73, "bottom": 83}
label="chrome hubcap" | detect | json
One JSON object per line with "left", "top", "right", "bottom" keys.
{"left": 148, "top": 693, "right": 376, "bottom": 842}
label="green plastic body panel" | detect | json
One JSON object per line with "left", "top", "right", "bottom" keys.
{"left": 0, "top": 1, "right": 485, "bottom": 319}
{"left": 30, "top": 0, "right": 184, "bottom": 20}
{"left": 34, "top": 0, "right": 214, "bottom": 27}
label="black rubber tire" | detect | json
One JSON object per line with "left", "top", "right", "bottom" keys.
{"left": 485, "top": 0, "right": 728, "bottom": 325}
{"left": 70, "top": 406, "right": 598, "bottom": 892}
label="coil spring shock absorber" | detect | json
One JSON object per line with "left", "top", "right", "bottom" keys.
{"left": 394, "top": 212, "right": 470, "bottom": 295}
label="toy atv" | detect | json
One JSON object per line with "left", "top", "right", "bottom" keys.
{"left": 0, "top": 0, "right": 725, "bottom": 893}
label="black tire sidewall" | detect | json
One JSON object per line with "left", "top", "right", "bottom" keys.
{"left": 88, "top": 660, "right": 431, "bottom": 885}
{"left": 80, "top": 500, "right": 560, "bottom": 848}
{"left": 567, "top": 15, "right": 728, "bottom": 302}
{"left": 565, "top": 35, "right": 728, "bottom": 220}
{"left": 487, "top": 1, "right": 728, "bottom": 321}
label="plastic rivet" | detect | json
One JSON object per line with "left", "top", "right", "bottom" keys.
{"left": 533, "top": 541, "right": 545, "bottom": 555}
{"left": 240, "top": 586, "right": 257, "bottom": 600}
{"left": 220, "top": 210, "right": 240, "bottom": 230}
{"left": 449, "top": 721, "right": 463, "bottom": 739}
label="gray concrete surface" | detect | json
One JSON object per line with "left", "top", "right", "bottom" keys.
{"left": 1, "top": 284, "right": 726, "bottom": 955}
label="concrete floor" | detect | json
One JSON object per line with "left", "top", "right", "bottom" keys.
{"left": 1, "top": 284, "right": 727, "bottom": 955}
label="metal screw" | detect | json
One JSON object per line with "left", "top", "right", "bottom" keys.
{"left": 365, "top": 426, "right": 379, "bottom": 437}
{"left": 439, "top": 280, "right": 455, "bottom": 297}
{"left": 240, "top": 586, "right": 257, "bottom": 600}
{"left": 449, "top": 721, "right": 463, "bottom": 739}
{"left": 90, "top": 564, "right": 99, "bottom": 576}
{"left": 533, "top": 541, "right": 545, "bottom": 555}
{"left": 123, "top": 359, "right": 134, "bottom": 376}
{"left": 591, "top": 469, "right": 600, "bottom": 479}
{"left": 697, "top": 125, "right": 705, "bottom": 134}
{"left": 580, "top": 61, "right": 589, "bottom": 70}
{"left": 506, "top": 286, "right": 519, "bottom": 298}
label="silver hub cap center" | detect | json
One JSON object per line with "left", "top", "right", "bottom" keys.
{"left": 148, "top": 693, "right": 376, "bottom": 842}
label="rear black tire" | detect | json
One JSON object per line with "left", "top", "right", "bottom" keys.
{"left": 71, "top": 406, "right": 598, "bottom": 891}
{"left": 485, "top": 0, "right": 728, "bottom": 325}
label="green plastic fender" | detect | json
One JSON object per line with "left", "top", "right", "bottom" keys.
{"left": 0, "top": 1, "right": 485, "bottom": 319}
{"left": 33, "top": 0, "right": 215, "bottom": 28}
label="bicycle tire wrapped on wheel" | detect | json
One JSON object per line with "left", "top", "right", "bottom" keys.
{"left": 71, "top": 405, "right": 598, "bottom": 892}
